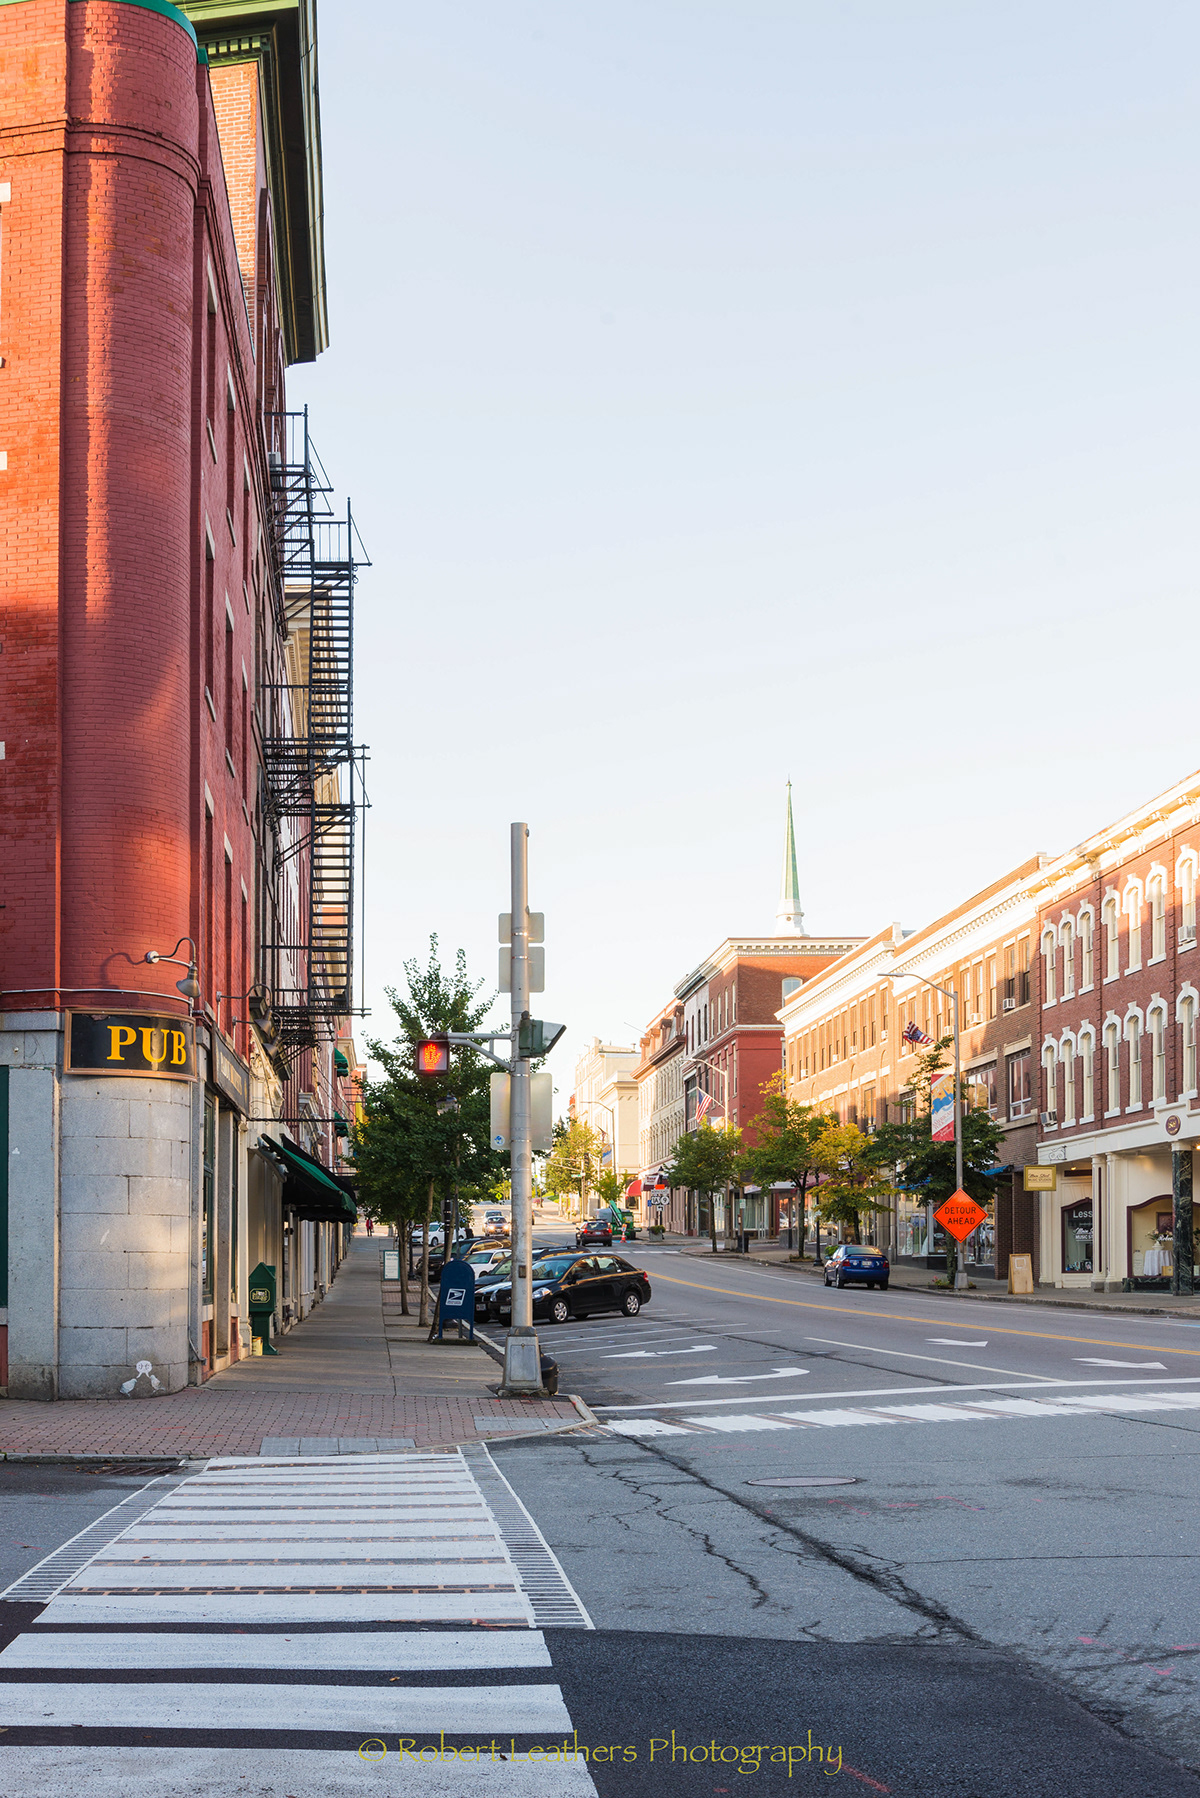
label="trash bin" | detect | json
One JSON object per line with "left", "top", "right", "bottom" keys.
{"left": 540, "top": 1353, "right": 559, "bottom": 1396}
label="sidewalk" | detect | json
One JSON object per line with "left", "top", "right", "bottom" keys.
{"left": 656, "top": 1232, "right": 1200, "bottom": 1318}
{"left": 0, "top": 1237, "right": 583, "bottom": 1460}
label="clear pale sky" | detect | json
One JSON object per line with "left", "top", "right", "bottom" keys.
{"left": 291, "top": 2, "right": 1199, "bottom": 1093}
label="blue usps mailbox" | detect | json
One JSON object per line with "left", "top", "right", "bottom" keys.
{"left": 436, "top": 1258, "right": 476, "bottom": 1342}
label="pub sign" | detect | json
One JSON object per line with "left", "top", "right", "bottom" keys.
{"left": 66, "top": 1011, "right": 196, "bottom": 1079}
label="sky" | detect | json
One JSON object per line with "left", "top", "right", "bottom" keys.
{"left": 290, "top": 1, "right": 1200, "bottom": 1098}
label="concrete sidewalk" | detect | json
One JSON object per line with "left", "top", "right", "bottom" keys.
{"left": 0, "top": 1237, "right": 582, "bottom": 1460}
{"left": 656, "top": 1232, "right": 1200, "bottom": 1318}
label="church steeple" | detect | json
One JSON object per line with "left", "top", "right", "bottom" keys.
{"left": 775, "top": 781, "right": 805, "bottom": 933}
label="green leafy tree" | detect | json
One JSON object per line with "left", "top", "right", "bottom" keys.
{"left": 594, "top": 1168, "right": 632, "bottom": 1212}
{"left": 812, "top": 1123, "right": 895, "bottom": 1247}
{"left": 870, "top": 1038, "right": 1005, "bottom": 1281}
{"left": 351, "top": 937, "right": 503, "bottom": 1323}
{"left": 543, "top": 1117, "right": 602, "bottom": 1215}
{"left": 666, "top": 1123, "right": 744, "bottom": 1255}
{"left": 743, "top": 1075, "right": 836, "bottom": 1260}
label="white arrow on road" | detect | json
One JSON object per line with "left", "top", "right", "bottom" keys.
{"left": 605, "top": 1345, "right": 717, "bottom": 1360}
{"left": 928, "top": 1339, "right": 988, "bottom": 1347}
{"left": 667, "top": 1367, "right": 810, "bottom": 1387}
{"left": 1075, "top": 1357, "right": 1166, "bottom": 1368}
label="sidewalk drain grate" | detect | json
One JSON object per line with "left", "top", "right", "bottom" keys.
{"left": 460, "top": 1443, "right": 593, "bottom": 1630}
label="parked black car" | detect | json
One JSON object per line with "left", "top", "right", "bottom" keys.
{"left": 472, "top": 1242, "right": 575, "bottom": 1319}
{"left": 487, "top": 1252, "right": 651, "bottom": 1325}
{"left": 576, "top": 1217, "right": 614, "bottom": 1247}
{"left": 823, "top": 1244, "right": 890, "bottom": 1290}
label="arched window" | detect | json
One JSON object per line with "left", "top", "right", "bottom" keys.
{"left": 1042, "top": 928, "right": 1057, "bottom": 1005}
{"left": 1150, "top": 1005, "right": 1167, "bottom": 1101}
{"left": 1080, "top": 1028, "right": 1095, "bottom": 1119}
{"left": 1042, "top": 1043, "right": 1058, "bottom": 1124}
{"left": 1061, "top": 918, "right": 1075, "bottom": 998}
{"left": 1061, "top": 1037, "right": 1076, "bottom": 1126}
{"left": 1180, "top": 856, "right": 1198, "bottom": 943}
{"left": 1080, "top": 908, "right": 1094, "bottom": 989}
{"left": 1103, "top": 896, "right": 1120, "bottom": 980}
{"left": 1105, "top": 1021, "right": 1120, "bottom": 1113}
{"left": 1126, "top": 1014, "right": 1143, "bottom": 1107}
{"left": 1125, "top": 885, "right": 1143, "bottom": 973}
{"left": 1183, "top": 994, "right": 1198, "bottom": 1096}
{"left": 1149, "top": 873, "right": 1167, "bottom": 962}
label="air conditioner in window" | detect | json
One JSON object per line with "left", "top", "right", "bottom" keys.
{"left": 1180, "top": 925, "right": 1196, "bottom": 948}
{"left": 1040, "top": 1110, "right": 1058, "bottom": 1127}
{"left": 1002, "top": 997, "right": 1017, "bottom": 1012}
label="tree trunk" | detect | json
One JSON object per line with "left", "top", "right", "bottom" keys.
{"left": 398, "top": 1218, "right": 409, "bottom": 1316}
{"left": 418, "top": 1180, "right": 434, "bottom": 1326}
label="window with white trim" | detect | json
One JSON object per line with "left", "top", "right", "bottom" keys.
{"left": 1149, "top": 1006, "right": 1166, "bottom": 1101}
{"left": 1042, "top": 928, "right": 1057, "bottom": 1005}
{"left": 1125, "top": 887, "right": 1142, "bottom": 973}
{"left": 1080, "top": 909, "right": 1094, "bottom": 989}
{"left": 1061, "top": 1038, "right": 1076, "bottom": 1125}
{"left": 1103, "top": 897, "right": 1119, "bottom": 980}
{"left": 1126, "top": 1015, "right": 1142, "bottom": 1107}
{"left": 1150, "top": 873, "right": 1167, "bottom": 962}
{"left": 1061, "top": 919, "right": 1075, "bottom": 998}
{"left": 1042, "top": 1043, "right": 1058, "bottom": 1123}
{"left": 1105, "top": 1022, "right": 1120, "bottom": 1113}
{"left": 1080, "top": 1029, "right": 1095, "bottom": 1119}
{"left": 1183, "top": 995, "right": 1197, "bottom": 1095}
{"left": 1182, "top": 859, "right": 1198, "bottom": 939}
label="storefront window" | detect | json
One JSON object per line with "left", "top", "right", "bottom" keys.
{"left": 230, "top": 1123, "right": 239, "bottom": 1303}
{"left": 202, "top": 1094, "right": 216, "bottom": 1300}
{"left": 1062, "top": 1198, "right": 1093, "bottom": 1274}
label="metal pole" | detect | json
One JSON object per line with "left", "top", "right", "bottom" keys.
{"left": 952, "top": 988, "right": 967, "bottom": 1290}
{"left": 1172, "top": 1144, "right": 1194, "bottom": 1297}
{"left": 502, "top": 822, "right": 542, "bottom": 1393}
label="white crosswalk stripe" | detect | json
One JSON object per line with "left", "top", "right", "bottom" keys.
{"left": 0, "top": 1448, "right": 597, "bottom": 1796}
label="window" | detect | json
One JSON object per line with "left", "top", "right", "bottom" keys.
{"left": 1007, "top": 1050, "right": 1032, "bottom": 1120}
{"left": 1080, "top": 910, "right": 1094, "bottom": 989}
{"left": 1151, "top": 1007, "right": 1166, "bottom": 1101}
{"left": 987, "top": 957, "right": 997, "bottom": 1018}
{"left": 1061, "top": 1039, "right": 1076, "bottom": 1125}
{"left": 1017, "top": 937, "right": 1031, "bottom": 1006}
{"left": 1080, "top": 1031, "right": 1095, "bottom": 1119}
{"left": 1126, "top": 1015, "right": 1142, "bottom": 1107}
{"left": 967, "top": 1063, "right": 998, "bottom": 1118}
{"left": 1103, "top": 897, "right": 1119, "bottom": 980}
{"left": 1042, "top": 1044, "right": 1058, "bottom": 1123}
{"left": 1061, "top": 920, "right": 1074, "bottom": 998}
{"left": 1183, "top": 996, "right": 1197, "bottom": 1095}
{"left": 1182, "top": 859, "right": 1198, "bottom": 939}
{"left": 201, "top": 1094, "right": 216, "bottom": 1301}
{"left": 1150, "top": 874, "right": 1166, "bottom": 961}
{"left": 1062, "top": 1198, "right": 1094, "bottom": 1275}
{"left": 1125, "top": 887, "right": 1142, "bottom": 973}
{"left": 1042, "top": 929, "right": 1057, "bottom": 1004}
{"left": 1105, "top": 1022, "right": 1120, "bottom": 1113}
{"left": 861, "top": 1085, "right": 876, "bottom": 1129}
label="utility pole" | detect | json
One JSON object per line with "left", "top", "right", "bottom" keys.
{"left": 502, "top": 822, "right": 543, "bottom": 1394}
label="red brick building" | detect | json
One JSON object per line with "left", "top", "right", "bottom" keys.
{"left": 0, "top": 0, "right": 360, "bottom": 1398}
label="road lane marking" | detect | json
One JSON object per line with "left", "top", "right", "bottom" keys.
{"left": 1075, "top": 1358, "right": 1166, "bottom": 1368}
{"left": 806, "top": 1335, "right": 1052, "bottom": 1380}
{"left": 928, "top": 1339, "right": 988, "bottom": 1346}
{"left": 0, "top": 1630, "right": 554, "bottom": 1670}
{"left": 646, "top": 1268, "right": 1200, "bottom": 1357}
{"left": 594, "top": 1374, "right": 1200, "bottom": 1412}
{"left": 666, "top": 1367, "right": 810, "bottom": 1386}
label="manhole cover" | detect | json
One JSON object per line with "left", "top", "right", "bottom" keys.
{"left": 747, "top": 1476, "right": 858, "bottom": 1488}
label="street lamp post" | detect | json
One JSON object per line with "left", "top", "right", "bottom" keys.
{"left": 584, "top": 1097, "right": 619, "bottom": 1213}
{"left": 892, "top": 969, "right": 967, "bottom": 1290}
{"left": 685, "top": 1053, "right": 735, "bottom": 1245}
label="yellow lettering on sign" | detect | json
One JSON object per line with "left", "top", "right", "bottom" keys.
{"left": 170, "top": 1030, "right": 188, "bottom": 1066}
{"left": 142, "top": 1027, "right": 168, "bottom": 1068}
{"left": 107, "top": 1026, "right": 137, "bottom": 1062}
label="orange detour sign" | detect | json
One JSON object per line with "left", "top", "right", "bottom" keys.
{"left": 934, "top": 1190, "right": 988, "bottom": 1242}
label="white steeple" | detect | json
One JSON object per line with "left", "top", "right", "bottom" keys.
{"left": 775, "top": 781, "right": 805, "bottom": 933}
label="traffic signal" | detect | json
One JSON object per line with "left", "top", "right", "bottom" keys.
{"left": 416, "top": 1038, "right": 450, "bottom": 1075}
{"left": 517, "top": 1018, "right": 565, "bottom": 1058}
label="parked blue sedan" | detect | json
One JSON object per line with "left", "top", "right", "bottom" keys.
{"left": 823, "top": 1245, "right": 890, "bottom": 1291}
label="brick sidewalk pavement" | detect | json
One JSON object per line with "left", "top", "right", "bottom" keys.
{"left": 0, "top": 1237, "right": 581, "bottom": 1459}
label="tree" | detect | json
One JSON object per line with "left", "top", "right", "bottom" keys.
{"left": 743, "top": 1076, "right": 836, "bottom": 1259}
{"left": 543, "top": 1117, "right": 602, "bottom": 1215}
{"left": 350, "top": 936, "right": 504, "bottom": 1323}
{"left": 594, "top": 1168, "right": 631, "bottom": 1212}
{"left": 869, "top": 1038, "right": 1005, "bottom": 1281}
{"left": 812, "top": 1123, "right": 895, "bottom": 1246}
{"left": 666, "top": 1123, "right": 744, "bottom": 1254}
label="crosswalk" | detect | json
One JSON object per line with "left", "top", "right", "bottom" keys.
{"left": 0, "top": 1448, "right": 596, "bottom": 1795}
{"left": 604, "top": 1386, "right": 1200, "bottom": 1437}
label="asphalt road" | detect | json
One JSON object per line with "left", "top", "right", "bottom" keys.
{"left": 488, "top": 1242, "right": 1200, "bottom": 1785}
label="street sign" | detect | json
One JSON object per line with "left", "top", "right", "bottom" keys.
{"left": 934, "top": 1190, "right": 988, "bottom": 1242}
{"left": 930, "top": 1070, "right": 956, "bottom": 1143}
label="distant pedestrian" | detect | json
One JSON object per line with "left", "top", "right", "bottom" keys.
{"left": 365, "top": 1216, "right": 374, "bottom": 1237}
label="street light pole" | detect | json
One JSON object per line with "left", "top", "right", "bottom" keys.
{"left": 686, "top": 1053, "right": 735, "bottom": 1245}
{"left": 502, "top": 822, "right": 542, "bottom": 1394}
{"left": 893, "top": 970, "right": 967, "bottom": 1290}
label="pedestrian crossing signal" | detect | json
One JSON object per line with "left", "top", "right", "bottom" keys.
{"left": 416, "top": 1038, "right": 450, "bottom": 1075}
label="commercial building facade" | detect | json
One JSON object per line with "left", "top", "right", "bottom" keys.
{"left": 0, "top": 0, "right": 361, "bottom": 1398}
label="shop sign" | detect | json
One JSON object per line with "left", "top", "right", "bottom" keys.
{"left": 211, "top": 1034, "right": 250, "bottom": 1113}
{"left": 1166, "top": 1113, "right": 1182, "bottom": 1138}
{"left": 1024, "top": 1165, "right": 1057, "bottom": 1191}
{"left": 66, "top": 1011, "right": 195, "bottom": 1079}
{"left": 934, "top": 1189, "right": 988, "bottom": 1242}
{"left": 930, "top": 1070, "right": 956, "bottom": 1143}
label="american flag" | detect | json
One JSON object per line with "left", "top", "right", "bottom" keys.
{"left": 903, "top": 1021, "right": 934, "bottom": 1047}
{"left": 697, "top": 1090, "right": 713, "bottom": 1120}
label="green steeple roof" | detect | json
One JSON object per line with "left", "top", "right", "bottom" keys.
{"left": 775, "top": 781, "right": 805, "bottom": 932}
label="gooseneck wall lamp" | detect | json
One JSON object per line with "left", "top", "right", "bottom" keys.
{"left": 143, "top": 938, "right": 201, "bottom": 1002}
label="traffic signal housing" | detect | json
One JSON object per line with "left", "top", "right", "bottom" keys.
{"left": 416, "top": 1038, "right": 450, "bottom": 1076}
{"left": 517, "top": 1018, "right": 565, "bottom": 1059}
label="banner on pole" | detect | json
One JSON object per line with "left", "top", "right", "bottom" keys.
{"left": 930, "top": 1069, "right": 956, "bottom": 1143}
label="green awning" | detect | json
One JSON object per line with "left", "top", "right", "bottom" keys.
{"left": 334, "top": 1111, "right": 349, "bottom": 1137}
{"left": 334, "top": 1050, "right": 350, "bottom": 1075}
{"left": 261, "top": 1134, "right": 357, "bottom": 1223}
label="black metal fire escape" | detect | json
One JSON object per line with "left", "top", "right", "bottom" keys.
{"left": 260, "top": 408, "right": 369, "bottom": 1054}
